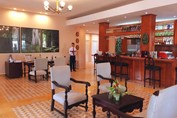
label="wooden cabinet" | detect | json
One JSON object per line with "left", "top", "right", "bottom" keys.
{"left": 5, "top": 61, "right": 22, "bottom": 78}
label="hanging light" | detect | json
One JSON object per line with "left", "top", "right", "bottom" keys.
{"left": 43, "top": 0, "right": 73, "bottom": 14}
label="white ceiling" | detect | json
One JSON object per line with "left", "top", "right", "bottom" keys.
{"left": 0, "top": 0, "right": 177, "bottom": 34}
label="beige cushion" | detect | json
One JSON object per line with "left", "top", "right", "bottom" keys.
{"left": 50, "top": 65, "right": 71, "bottom": 89}
{"left": 99, "top": 83, "right": 111, "bottom": 92}
{"left": 133, "top": 95, "right": 158, "bottom": 118}
{"left": 34, "top": 58, "right": 48, "bottom": 70}
{"left": 53, "top": 91, "right": 86, "bottom": 106}
{"left": 96, "top": 62, "right": 112, "bottom": 81}
{"left": 153, "top": 85, "right": 177, "bottom": 118}
{"left": 54, "top": 57, "right": 66, "bottom": 66}
{"left": 134, "top": 85, "right": 177, "bottom": 118}
{"left": 29, "top": 70, "right": 46, "bottom": 76}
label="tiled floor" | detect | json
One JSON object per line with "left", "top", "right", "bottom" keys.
{"left": 0, "top": 63, "right": 160, "bottom": 118}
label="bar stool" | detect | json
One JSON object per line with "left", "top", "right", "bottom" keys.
{"left": 93, "top": 53, "right": 98, "bottom": 73}
{"left": 93, "top": 53, "right": 109, "bottom": 74}
{"left": 144, "top": 57, "right": 161, "bottom": 89}
{"left": 114, "top": 55, "right": 129, "bottom": 88}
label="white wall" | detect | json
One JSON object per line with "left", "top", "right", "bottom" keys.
{"left": 0, "top": 8, "right": 76, "bottom": 74}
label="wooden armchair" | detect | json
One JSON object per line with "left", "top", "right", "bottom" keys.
{"left": 28, "top": 58, "right": 48, "bottom": 83}
{"left": 110, "top": 85, "right": 177, "bottom": 118}
{"left": 50, "top": 65, "right": 91, "bottom": 118}
{"left": 96, "top": 62, "right": 114, "bottom": 94}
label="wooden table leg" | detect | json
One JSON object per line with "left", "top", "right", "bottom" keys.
{"left": 139, "top": 102, "right": 143, "bottom": 112}
{"left": 107, "top": 111, "right": 110, "bottom": 118}
{"left": 24, "top": 63, "right": 26, "bottom": 77}
{"left": 92, "top": 99, "right": 96, "bottom": 118}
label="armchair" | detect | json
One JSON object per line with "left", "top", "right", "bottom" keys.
{"left": 96, "top": 62, "right": 114, "bottom": 94}
{"left": 110, "top": 85, "right": 177, "bottom": 118}
{"left": 54, "top": 57, "right": 66, "bottom": 66}
{"left": 28, "top": 58, "right": 48, "bottom": 83}
{"left": 50, "top": 65, "right": 90, "bottom": 118}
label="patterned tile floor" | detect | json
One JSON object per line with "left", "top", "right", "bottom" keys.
{"left": 0, "top": 63, "right": 161, "bottom": 118}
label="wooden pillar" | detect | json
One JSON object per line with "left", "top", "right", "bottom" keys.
{"left": 141, "top": 14, "right": 156, "bottom": 51}
{"left": 99, "top": 22, "right": 109, "bottom": 52}
{"left": 174, "top": 20, "right": 177, "bottom": 45}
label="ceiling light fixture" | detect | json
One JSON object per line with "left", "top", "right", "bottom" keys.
{"left": 44, "top": 0, "right": 73, "bottom": 14}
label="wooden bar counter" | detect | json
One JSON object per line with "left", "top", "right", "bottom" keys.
{"left": 120, "top": 56, "right": 177, "bottom": 87}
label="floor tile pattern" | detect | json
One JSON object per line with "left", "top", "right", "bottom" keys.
{"left": 12, "top": 81, "right": 152, "bottom": 118}
{"left": 0, "top": 76, "right": 50, "bottom": 102}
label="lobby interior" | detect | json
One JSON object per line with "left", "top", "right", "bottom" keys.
{"left": 1, "top": 0, "right": 177, "bottom": 117}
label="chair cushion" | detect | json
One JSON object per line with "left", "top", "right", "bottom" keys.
{"left": 29, "top": 70, "right": 46, "bottom": 76}
{"left": 146, "top": 95, "right": 158, "bottom": 118}
{"left": 53, "top": 91, "right": 86, "bottom": 106}
{"left": 96, "top": 62, "right": 111, "bottom": 81}
{"left": 153, "top": 85, "right": 177, "bottom": 118}
{"left": 134, "top": 85, "right": 177, "bottom": 118}
{"left": 99, "top": 83, "right": 111, "bottom": 92}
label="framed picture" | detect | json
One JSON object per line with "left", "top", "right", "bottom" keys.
{"left": 21, "top": 28, "right": 41, "bottom": 53}
{"left": 0, "top": 25, "right": 20, "bottom": 53}
{"left": 41, "top": 29, "right": 59, "bottom": 52}
{"left": 76, "top": 45, "right": 79, "bottom": 50}
{"left": 76, "top": 32, "right": 79, "bottom": 37}
{"left": 76, "top": 38, "right": 79, "bottom": 43}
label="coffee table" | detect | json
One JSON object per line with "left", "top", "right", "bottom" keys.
{"left": 92, "top": 93, "right": 144, "bottom": 118}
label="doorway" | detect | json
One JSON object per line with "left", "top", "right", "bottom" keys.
{"left": 85, "top": 34, "right": 98, "bottom": 63}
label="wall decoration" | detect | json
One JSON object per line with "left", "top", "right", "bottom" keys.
{"left": 41, "top": 29, "right": 59, "bottom": 52}
{"left": 21, "top": 28, "right": 59, "bottom": 53}
{"left": 76, "top": 38, "right": 79, "bottom": 43}
{"left": 0, "top": 25, "right": 59, "bottom": 53}
{"left": 76, "top": 45, "right": 79, "bottom": 50}
{"left": 21, "top": 28, "right": 42, "bottom": 53}
{"left": 142, "top": 33, "right": 149, "bottom": 45}
{"left": 76, "top": 32, "right": 79, "bottom": 37}
{"left": 115, "top": 37, "right": 122, "bottom": 54}
{"left": 0, "top": 25, "right": 20, "bottom": 53}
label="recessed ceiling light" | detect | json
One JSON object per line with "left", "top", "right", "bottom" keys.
{"left": 83, "top": 24, "right": 86, "bottom": 26}
{"left": 86, "top": 30, "right": 89, "bottom": 32}
{"left": 13, "top": 8, "right": 17, "bottom": 10}
{"left": 22, "top": 9, "right": 25, "bottom": 11}
{"left": 145, "top": 12, "right": 148, "bottom": 14}
{"left": 45, "top": 12, "right": 48, "bottom": 14}
{"left": 107, "top": 19, "right": 110, "bottom": 22}
{"left": 124, "top": 16, "right": 127, "bottom": 19}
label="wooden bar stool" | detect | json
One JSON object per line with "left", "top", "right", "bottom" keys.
{"left": 144, "top": 57, "right": 161, "bottom": 89}
{"left": 114, "top": 55, "right": 129, "bottom": 87}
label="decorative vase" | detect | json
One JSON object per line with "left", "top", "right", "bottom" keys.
{"left": 113, "top": 93, "right": 121, "bottom": 101}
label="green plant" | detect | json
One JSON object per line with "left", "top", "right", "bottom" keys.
{"left": 107, "top": 80, "right": 128, "bottom": 101}
{"left": 115, "top": 37, "right": 122, "bottom": 54}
